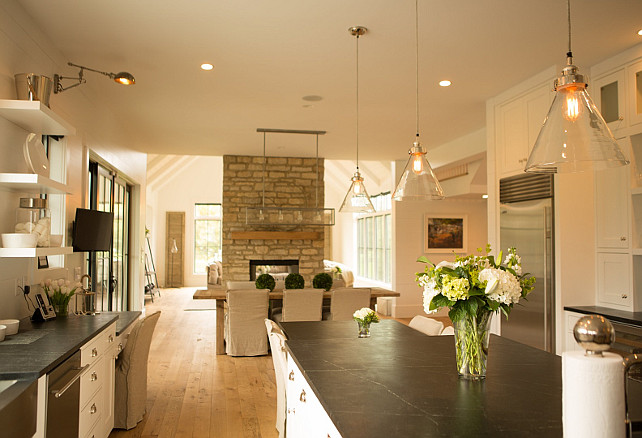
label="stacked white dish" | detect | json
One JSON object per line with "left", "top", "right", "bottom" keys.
{"left": 0, "top": 319, "right": 19, "bottom": 336}
{"left": 1, "top": 233, "right": 37, "bottom": 248}
{"left": 0, "top": 325, "right": 5, "bottom": 342}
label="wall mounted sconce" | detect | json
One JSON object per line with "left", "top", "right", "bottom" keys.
{"left": 54, "top": 62, "right": 135, "bottom": 94}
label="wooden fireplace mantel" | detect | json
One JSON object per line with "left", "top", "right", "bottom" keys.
{"left": 230, "top": 231, "right": 322, "bottom": 240}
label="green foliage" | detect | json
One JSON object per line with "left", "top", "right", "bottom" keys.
{"left": 284, "top": 273, "right": 305, "bottom": 289}
{"left": 255, "top": 273, "right": 276, "bottom": 291}
{"left": 312, "top": 273, "right": 333, "bottom": 291}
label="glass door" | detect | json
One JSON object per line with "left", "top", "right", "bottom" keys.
{"left": 88, "top": 162, "right": 131, "bottom": 311}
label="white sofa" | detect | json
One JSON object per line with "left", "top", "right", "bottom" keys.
{"left": 206, "top": 261, "right": 223, "bottom": 289}
{"left": 323, "top": 260, "right": 354, "bottom": 288}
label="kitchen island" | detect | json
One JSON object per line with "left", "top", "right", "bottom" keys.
{"left": 280, "top": 320, "right": 642, "bottom": 437}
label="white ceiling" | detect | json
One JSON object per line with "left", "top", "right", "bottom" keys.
{"left": 17, "top": 0, "right": 642, "bottom": 161}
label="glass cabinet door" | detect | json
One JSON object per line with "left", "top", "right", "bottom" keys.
{"left": 628, "top": 60, "right": 642, "bottom": 127}
{"left": 592, "top": 69, "right": 625, "bottom": 130}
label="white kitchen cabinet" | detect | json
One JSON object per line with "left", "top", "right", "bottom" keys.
{"left": 595, "top": 165, "right": 630, "bottom": 249}
{"left": 286, "top": 353, "right": 342, "bottom": 438}
{"left": 79, "top": 322, "right": 116, "bottom": 438}
{"left": 596, "top": 252, "right": 632, "bottom": 309}
{"left": 494, "top": 83, "right": 552, "bottom": 178}
{"left": 628, "top": 59, "right": 642, "bottom": 127}
{"left": 592, "top": 69, "right": 626, "bottom": 131}
{"left": 564, "top": 311, "right": 584, "bottom": 353}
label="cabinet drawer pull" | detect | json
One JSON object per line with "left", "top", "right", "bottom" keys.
{"left": 90, "top": 372, "right": 98, "bottom": 382}
{"left": 300, "top": 389, "right": 306, "bottom": 403}
{"left": 90, "top": 403, "right": 97, "bottom": 414}
{"left": 621, "top": 236, "right": 627, "bottom": 241}
{"left": 108, "top": 334, "right": 114, "bottom": 343}
{"left": 91, "top": 348, "right": 98, "bottom": 357}
{"left": 288, "top": 371, "right": 294, "bottom": 381}
{"left": 622, "top": 294, "right": 629, "bottom": 299}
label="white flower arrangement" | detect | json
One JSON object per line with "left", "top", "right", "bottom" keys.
{"left": 352, "top": 307, "right": 380, "bottom": 325}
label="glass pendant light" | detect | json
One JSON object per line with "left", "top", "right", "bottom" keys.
{"left": 392, "top": 0, "right": 444, "bottom": 201}
{"left": 340, "top": 26, "right": 376, "bottom": 213}
{"left": 525, "top": 0, "right": 629, "bottom": 173}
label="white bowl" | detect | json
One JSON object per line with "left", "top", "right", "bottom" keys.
{"left": 49, "top": 234, "right": 63, "bottom": 247}
{"left": 1, "top": 233, "right": 37, "bottom": 248}
{"left": 0, "top": 319, "right": 19, "bottom": 335}
{"left": 0, "top": 325, "right": 5, "bottom": 342}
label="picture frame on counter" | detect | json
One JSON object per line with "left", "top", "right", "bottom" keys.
{"left": 424, "top": 214, "right": 467, "bottom": 253}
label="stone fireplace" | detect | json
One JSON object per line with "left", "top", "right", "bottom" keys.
{"left": 222, "top": 155, "right": 325, "bottom": 285}
{"left": 249, "top": 259, "right": 299, "bottom": 281}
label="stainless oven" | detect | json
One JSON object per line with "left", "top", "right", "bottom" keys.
{"left": 46, "top": 350, "right": 84, "bottom": 438}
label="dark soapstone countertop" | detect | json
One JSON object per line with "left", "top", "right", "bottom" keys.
{"left": 280, "top": 320, "right": 642, "bottom": 438}
{"left": 0, "top": 311, "right": 140, "bottom": 380}
{"left": 565, "top": 306, "right": 642, "bottom": 327}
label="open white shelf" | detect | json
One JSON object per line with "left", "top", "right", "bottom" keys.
{"left": 0, "top": 173, "right": 71, "bottom": 194}
{"left": 0, "top": 100, "right": 75, "bottom": 136}
{"left": 0, "top": 246, "right": 74, "bottom": 258}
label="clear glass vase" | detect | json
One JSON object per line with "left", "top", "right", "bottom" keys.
{"left": 357, "top": 320, "right": 371, "bottom": 338}
{"left": 452, "top": 310, "right": 493, "bottom": 380}
{"left": 53, "top": 302, "right": 68, "bottom": 317}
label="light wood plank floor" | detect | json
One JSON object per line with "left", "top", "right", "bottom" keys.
{"left": 109, "top": 287, "right": 450, "bottom": 438}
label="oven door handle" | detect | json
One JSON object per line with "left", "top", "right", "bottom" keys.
{"left": 50, "top": 364, "right": 90, "bottom": 399}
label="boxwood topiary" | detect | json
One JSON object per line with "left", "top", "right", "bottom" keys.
{"left": 255, "top": 273, "right": 276, "bottom": 291}
{"left": 312, "top": 272, "right": 333, "bottom": 291}
{"left": 284, "top": 273, "right": 305, "bottom": 289}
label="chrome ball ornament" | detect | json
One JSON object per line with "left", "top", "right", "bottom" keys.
{"left": 573, "top": 315, "right": 615, "bottom": 356}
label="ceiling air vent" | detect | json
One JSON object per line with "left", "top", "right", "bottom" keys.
{"left": 499, "top": 173, "right": 553, "bottom": 204}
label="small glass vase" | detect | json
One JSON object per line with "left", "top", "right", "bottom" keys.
{"left": 53, "top": 302, "right": 68, "bottom": 317}
{"left": 357, "top": 320, "right": 371, "bottom": 338}
{"left": 452, "top": 310, "right": 493, "bottom": 380}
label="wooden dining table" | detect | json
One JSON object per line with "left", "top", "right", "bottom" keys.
{"left": 193, "top": 287, "right": 400, "bottom": 354}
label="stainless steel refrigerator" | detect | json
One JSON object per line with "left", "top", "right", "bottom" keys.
{"left": 499, "top": 173, "right": 555, "bottom": 353}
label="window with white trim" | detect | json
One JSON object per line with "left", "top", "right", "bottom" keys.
{"left": 193, "top": 203, "right": 222, "bottom": 274}
{"left": 356, "top": 192, "right": 391, "bottom": 283}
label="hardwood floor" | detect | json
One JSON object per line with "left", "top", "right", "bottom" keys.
{"left": 109, "top": 287, "right": 278, "bottom": 438}
{"left": 108, "top": 287, "right": 448, "bottom": 438}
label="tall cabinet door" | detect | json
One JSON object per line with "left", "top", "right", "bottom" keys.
{"left": 597, "top": 252, "right": 632, "bottom": 308}
{"left": 595, "top": 166, "right": 630, "bottom": 249}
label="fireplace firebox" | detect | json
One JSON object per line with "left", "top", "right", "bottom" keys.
{"left": 249, "top": 259, "right": 299, "bottom": 281}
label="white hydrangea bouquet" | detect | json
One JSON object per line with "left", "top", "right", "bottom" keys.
{"left": 353, "top": 307, "right": 380, "bottom": 338}
{"left": 416, "top": 245, "right": 535, "bottom": 379}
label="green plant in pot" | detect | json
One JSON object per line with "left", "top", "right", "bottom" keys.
{"left": 313, "top": 272, "right": 333, "bottom": 291}
{"left": 284, "top": 273, "right": 305, "bottom": 289}
{"left": 255, "top": 273, "right": 276, "bottom": 291}
{"left": 41, "top": 278, "right": 82, "bottom": 317}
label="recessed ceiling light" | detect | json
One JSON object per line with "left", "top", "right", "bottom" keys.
{"left": 302, "top": 95, "right": 323, "bottom": 102}
{"left": 439, "top": 80, "right": 452, "bottom": 87}
{"left": 638, "top": 29, "right": 642, "bottom": 36}
{"left": 482, "top": 194, "right": 488, "bottom": 199}
{"left": 201, "top": 63, "right": 214, "bottom": 71}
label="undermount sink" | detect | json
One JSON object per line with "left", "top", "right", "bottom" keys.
{"left": 0, "top": 378, "right": 37, "bottom": 438}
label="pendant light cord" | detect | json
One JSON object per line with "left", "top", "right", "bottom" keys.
{"left": 566, "top": 0, "right": 573, "bottom": 60}
{"left": 415, "top": 0, "right": 420, "bottom": 139}
{"left": 356, "top": 33, "right": 360, "bottom": 170}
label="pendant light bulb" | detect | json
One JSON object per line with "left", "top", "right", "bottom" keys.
{"left": 525, "top": 0, "right": 629, "bottom": 173}
{"left": 392, "top": 0, "right": 444, "bottom": 202}
{"left": 339, "top": 26, "right": 376, "bottom": 214}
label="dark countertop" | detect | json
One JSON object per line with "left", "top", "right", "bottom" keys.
{"left": 0, "top": 311, "right": 140, "bottom": 380}
{"left": 100, "top": 311, "right": 141, "bottom": 335}
{"left": 565, "top": 306, "right": 642, "bottom": 327}
{"left": 280, "top": 320, "right": 642, "bottom": 438}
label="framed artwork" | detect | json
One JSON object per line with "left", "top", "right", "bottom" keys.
{"left": 424, "top": 215, "right": 467, "bottom": 253}
{"left": 37, "top": 256, "right": 49, "bottom": 269}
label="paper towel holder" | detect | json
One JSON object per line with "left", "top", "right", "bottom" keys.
{"left": 573, "top": 315, "right": 642, "bottom": 436}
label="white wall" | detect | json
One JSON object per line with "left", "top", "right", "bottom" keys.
{"left": 0, "top": 1, "right": 147, "bottom": 319}
{"left": 146, "top": 156, "right": 223, "bottom": 287}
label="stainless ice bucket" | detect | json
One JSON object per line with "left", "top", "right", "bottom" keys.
{"left": 14, "top": 73, "right": 53, "bottom": 107}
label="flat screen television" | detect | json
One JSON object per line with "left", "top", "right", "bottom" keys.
{"left": 72, "top": 208, "right": 114, "bottom": 252}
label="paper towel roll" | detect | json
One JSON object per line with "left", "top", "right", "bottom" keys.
{"left": 562, "top": 351, "right": 625, "bottom": 438}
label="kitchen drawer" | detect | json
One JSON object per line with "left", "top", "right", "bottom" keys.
{"left": 80, "top": 356, "right": 103, "bottom": 409}
{"left": 79, "top": 389, "right": 102, "bottom": 438}
{"left": 81, "top": 323, "right": 116, "bottom": 366}
{"left": 115, "top": 319, "right": 137, "bottom": 357}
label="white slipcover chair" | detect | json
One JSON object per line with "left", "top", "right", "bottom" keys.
{"left": 440, "top": 326, "right": 455, "bottom": 335}
{"left": 226, "top": 280, "right": 258, "bottom": 290}
{"left": 225, "top": 289, "right": 269, "bottom": 356}
{"left": 409, "top": 315, "right": 444, "bottom": 336}
{"left": 280, "top": 289, "right": 324, "bottom": 322}
{"left": 265, "top": 319, "right": 288, "bottom": 438}
{"left": 114, "top": 311, "right": 161, "bottom": 430}
{"left": 329, "top": 288, "right": 371, "bottom": 321}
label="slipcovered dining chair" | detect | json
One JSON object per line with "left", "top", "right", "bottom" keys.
{"left": 329, "top": 287, "right": 371, "bottom": 320}
{"left": 276, "top": 289, "right": 324, "bottom": 322}
{"left": 265, "top": 319, "right": 288, "bottom": 438}
{"left": 226, "top": 280, "right": 258, "bottom": 290}
{"left": 409, "top": 315, "right": 445, "bottom": 336}
{"left": 225, "top": 289, "right": 270, "bottom": 356}
{"left": 114, "top": 311, "right": 161, "bottom": 430}
{"left": 440, "top": 326, "right": 455, "bottom": 335}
